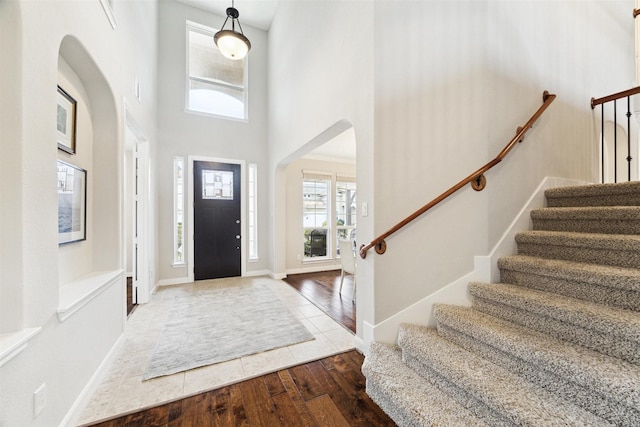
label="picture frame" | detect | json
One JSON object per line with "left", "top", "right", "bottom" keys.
{"left": 57, "top": 85, "right": 77, "bottom": 154}
{"left": 57, "top": 160, "right": 87, "bottom": 245}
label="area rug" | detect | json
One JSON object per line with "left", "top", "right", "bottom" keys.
{"left": 143, "top": 284, "right": 314, "bottom": 380}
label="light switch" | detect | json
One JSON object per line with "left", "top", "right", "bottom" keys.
{"left": 362, "top": 202, "right": 368, "bottom": 217}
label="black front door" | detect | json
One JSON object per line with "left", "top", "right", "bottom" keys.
{"left": 193, "top": 161, "right": 241, "bottom": 280}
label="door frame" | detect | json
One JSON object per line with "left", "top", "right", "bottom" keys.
{"left": 187, "top": 155, "right": 246, "bottom": 282}
{"left": 124, "top": 107, "right": 151, "bottom": 306}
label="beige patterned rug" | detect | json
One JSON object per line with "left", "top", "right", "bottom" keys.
{"left": 143, "top": 284, "right": 314, "bottom": 380}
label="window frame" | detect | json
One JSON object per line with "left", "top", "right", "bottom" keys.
{"left": 302, "top": 172, "right": 332, "bottom": 261}
{"left": 185, "top": 20, "right": 249, "bottom": 122}
{"left": 335, "top": 176, "right": 357, "bottom": 257}
{"left": 173, "top": 156, "right": 185, "bottom": 266}
{"left": 248, "top": 163, "right": 259, "bottom": 261}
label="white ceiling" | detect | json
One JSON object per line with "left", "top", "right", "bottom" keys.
{"left": 303, "top": 128, "right": 356, "bottom": 164}
{"left": 176, "top": 0, "right": 279, "bottom": 31}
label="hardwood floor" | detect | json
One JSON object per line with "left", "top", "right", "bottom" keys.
{"left": 283, "top": 270, "right": 356, "bottom": 333}
{"left": 126, "top": 276, "right": 137, "bottom": 317}
{"left": 85, "top": 350, "right": 396, "bottom": 427}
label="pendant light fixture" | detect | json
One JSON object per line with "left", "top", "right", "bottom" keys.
{"left": 214, "top": 0, "right": 251, "bottom": 60}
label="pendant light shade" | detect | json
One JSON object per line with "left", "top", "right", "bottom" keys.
{"left": 214, "top": 3, "right": 251, "bottom": 60}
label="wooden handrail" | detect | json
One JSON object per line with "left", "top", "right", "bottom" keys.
{"left": 359, "top": 90, "right": 556, "bottom": 259}
{"left": 591, "top": 86, "right": 640, "bottom": 109}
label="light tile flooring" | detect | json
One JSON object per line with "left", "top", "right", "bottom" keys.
{"left": 78, "top": 276, "right": 356, "bottom": 426}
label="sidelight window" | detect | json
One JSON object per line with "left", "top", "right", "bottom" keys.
{"left": 173, "top": 157, "right": 185, "bottom": 265}
{"left": 248, "top": 163, "right": 258, "bottom": 260}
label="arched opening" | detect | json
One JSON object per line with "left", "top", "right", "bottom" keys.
{"left": 272, "top": 120, "right": 358, "bottom": 331}
{"left": 57, "top": 35, "right": 122, "bottom": 310}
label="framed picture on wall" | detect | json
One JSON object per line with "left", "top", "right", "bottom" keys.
{"left": 57, "top": 85, "right": 77, "bottom": 154}
{"left": 57, "top": 160, "right": 87, "bottom": 245}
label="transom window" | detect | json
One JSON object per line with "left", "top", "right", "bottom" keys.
{"left": 186, "top": 21, "right": 247, "bottom": 120}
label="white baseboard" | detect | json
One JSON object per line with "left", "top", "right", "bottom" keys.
{"left": 243, "top": 269, "right": 271, "bottom": 277}
{"left": 155, "top": 277, "right": 191, "bottom": 287}
{"left": 285, "top": 264, "right": 341, "bottom": 276}
{"left": 484, "top": 176, "right": 589, "bottom": 282}
{"left": 270, "top": 271, "right": 287, "bottom": 280}
{"left": 60, "top": 334, "right": 125, "bottom": 427}
{"left": 353, "top": 334, "right": 366, "bottom": 355}
{"left": 361, "top": 176, "right": 589, "bottom": 349}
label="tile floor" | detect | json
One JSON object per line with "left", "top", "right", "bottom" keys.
{"left": 77, "top": 276, "right": 356, "bottom": 426}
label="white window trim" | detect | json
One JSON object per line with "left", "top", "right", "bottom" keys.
{"left": 173, "top": 157, "right": 185, "bottom": 266}
{"left": 301, "top": 172, "right": 357, "bottom": 263}
{"left": 248, "top": 163, "right": 259, "bottom": 261}
{"left": 185, "top": 20, "right": 249, "bottom": 122}
{"left": 335, "top": 176, "right": 357, "bottom": 258}
{"left": 302, "top": 171, "right": 333, "bottom": 261}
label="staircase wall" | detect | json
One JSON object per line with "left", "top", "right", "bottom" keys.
{"left": 361, "top": 177, "right": 587, "bottom": 351}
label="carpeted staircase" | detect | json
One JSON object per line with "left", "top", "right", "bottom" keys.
{"left": 362, "top": 181, "right": 640, "bottom": 426}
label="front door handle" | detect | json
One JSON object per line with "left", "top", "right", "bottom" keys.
{"left": 236, "top": 235, "right": 241, "bottom": 239}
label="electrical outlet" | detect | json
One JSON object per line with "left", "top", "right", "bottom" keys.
{"left": 33, "top": 383, "right": 46, "bottom": 418}
{"left": 296, "top": 254, "right": 301, "bottom": 261}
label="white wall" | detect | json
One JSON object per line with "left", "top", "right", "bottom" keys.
{"left": 156, "top": 0, "right": 269, "bottom": 283}
{"left": 373, "top": 0, "right": 633, "bottom": 326}
{"left": 268, "top": 0, "right": 634, "bottom": 340}
{"left": 57, "top": 58, "right": 95, "bottom": 285}
{"left": 284, "top": 158, "right": 356, "bottom": 273}
{"left": 268, "top": 0, "right": 375, "bottom": 335}
{"left": 0, "top": 0, "right": 158, "bottom": 425}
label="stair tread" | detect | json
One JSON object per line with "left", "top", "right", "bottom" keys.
{"left": 398, "top": 324, "right": 611, "bottom": 427}
{"left": 363, "top": 342, "right": 490, "bottom": 427}
{"left": 545, "top": 181, "right": 640, "bottom": 199}
{"left": 516, "top": 230, "right": 640, "bottom": 250}
{"left": 468, "top": 282, "right": 640, "bottom": 341}
{"left": 531, "top": 206, "right": 640, "bottom": 219}
{"left": 498, "top": 254, "right": 640, "bottom": 291}
{"left": 432, "top": 304, "right": 640, "bottom": 406}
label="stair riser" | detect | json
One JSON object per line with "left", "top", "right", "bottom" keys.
{"left": 402, "top": 354, "right": 513, "bottom": 427}
{"left": 362, "top": 343, "right": 491, "bottom": 427}
{"left": 532, "top": 218, "right": 640, "bottom": 235}
{"left": 399, "top": 325, "right": 610, "bottom": 426}
{"left": 472, "top": 297, "right": 640, "bottom": 365}
{"left": 364, "top": 381, "right": 417, "bottom": 427}
{"left": 499, "top": 269, "right": 640, "bottom": 311}
{"left": 435, "top": 323, "right": 639, "bottom": 426}
{"left": 517, "top": 243, "right": 640, "bottom": 269}
{"left": 546, "top": 194, "right": 640, "bottom": 208}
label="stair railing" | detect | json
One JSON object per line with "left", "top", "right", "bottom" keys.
{"left": 591, "top": 86, "right": 640, "bottom": 183}
{"left": 359, "top": 90, "right": 556, "bottom": 259}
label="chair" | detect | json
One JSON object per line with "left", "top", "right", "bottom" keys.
{"left": 338, "top": 239, "right": 356, "bottom": 301}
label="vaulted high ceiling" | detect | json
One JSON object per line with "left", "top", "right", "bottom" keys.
{"left": 176, "top": 0, "right": 279, "bottom": 30}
